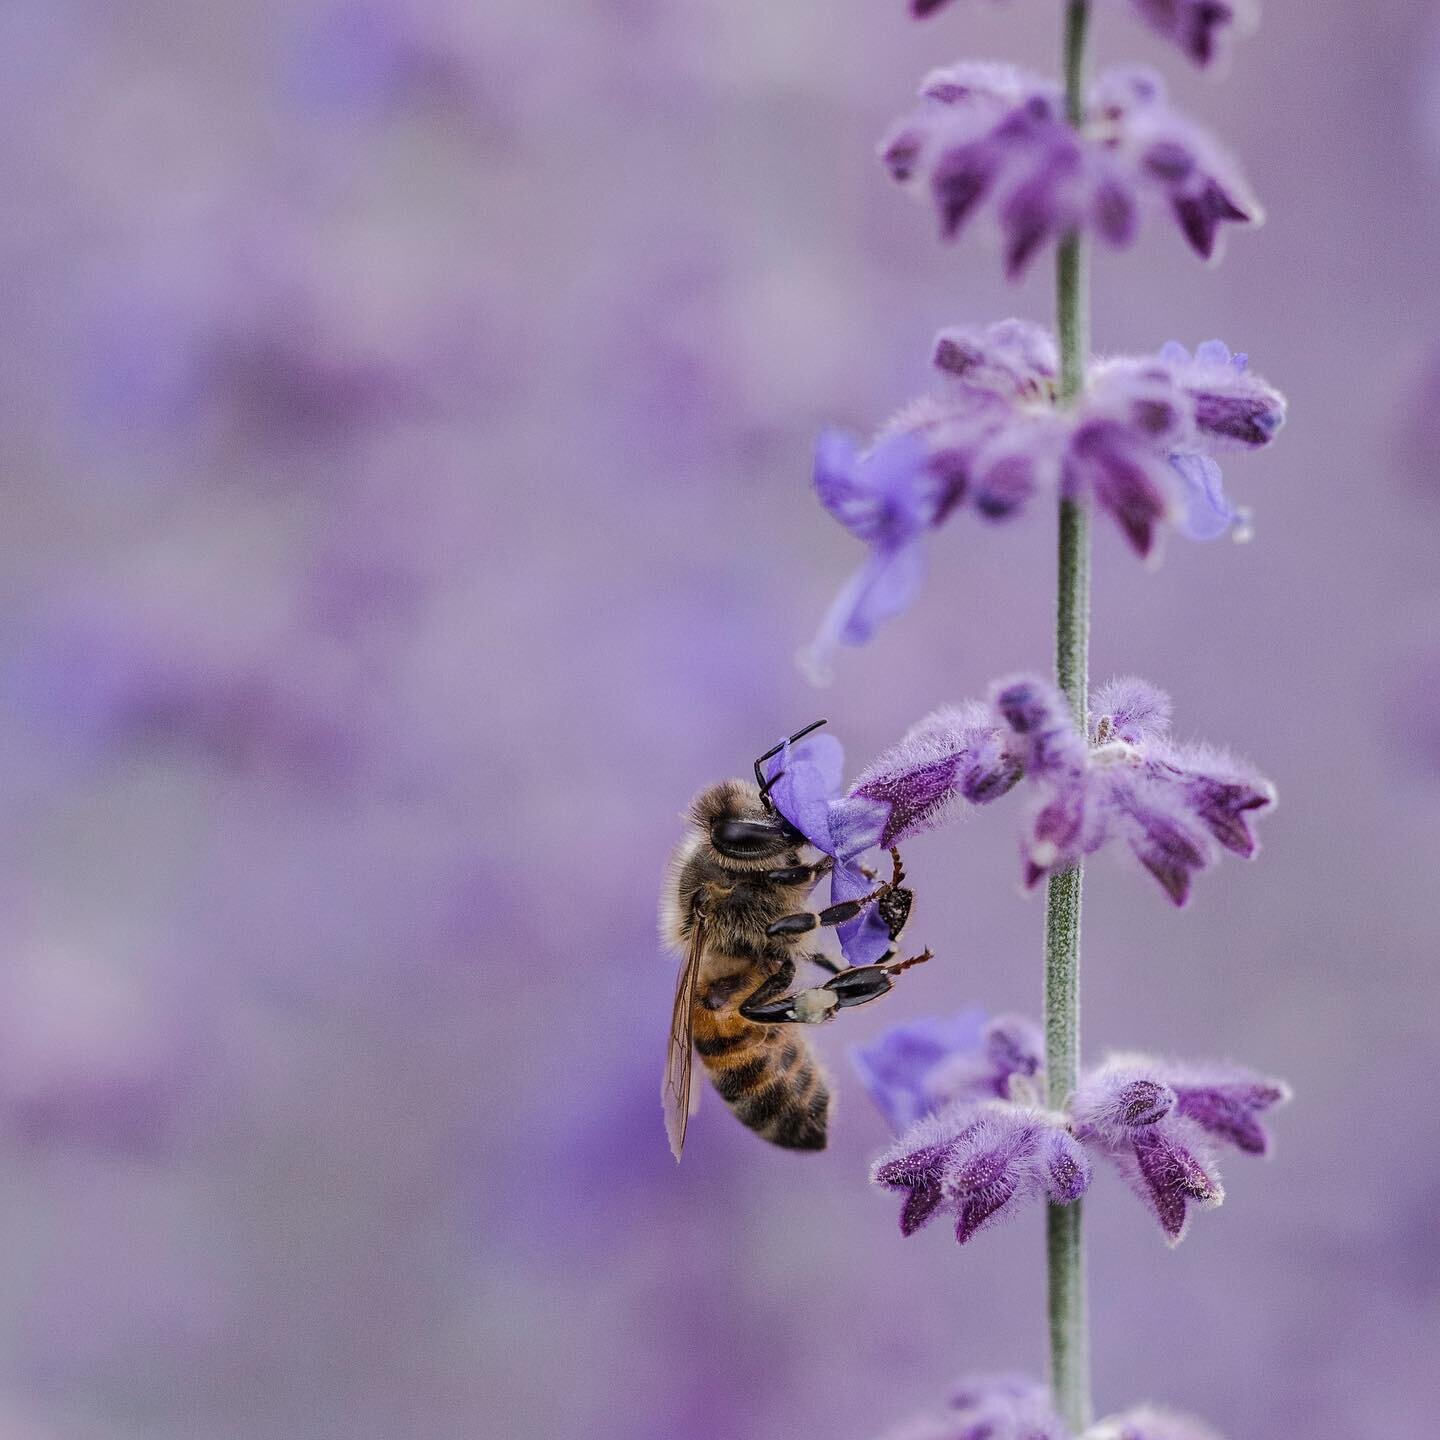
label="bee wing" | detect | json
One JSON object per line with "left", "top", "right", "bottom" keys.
{"left": 663, "top": 914, "right": 705, "bottom": 1162}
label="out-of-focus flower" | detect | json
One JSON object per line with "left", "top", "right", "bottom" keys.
{"left": 806, "top": 323, "right": 1284, "bottom": 670}
{"left": 881, "top": 66, "right": 1261, "bottom": 276}
{"left": 905, "top": 1, "right": 1257, "bottom": 72}
{"left": 850, "top": 1009, "right": 987, "bottom": 1130}
{"left": 875, "top": 1376, "right": 1225, "bottom": 1440}
{"left": 1122, "top": 0, "right": 1258, "bottom": 71}
{"left": 860, "top": 1011, "right": 1288, "bottom": 1248}
{"left": 853, "top": 1010, "right": 1041, "bottom": 1128}
{"left": 995, "top": 673, "right": 1275, "bottom": 903}
{"left": 800, "top": 430, "right": 944, "bottom": 683}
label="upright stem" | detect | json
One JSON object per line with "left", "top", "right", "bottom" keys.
{"left": 1045, "top": 1, "right": 1093, "bottom": 1433}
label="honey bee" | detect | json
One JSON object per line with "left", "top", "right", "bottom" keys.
{"left": 662, "top": 722, "right": 932, "bottom": 1159}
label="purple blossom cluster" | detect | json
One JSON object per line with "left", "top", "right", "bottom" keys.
{"left": 857, "top": 1012, "right": 1288, "bottom": 1246}
{"left": 881, "top": 65, "right": 1260, "bottom": 275}
{"left": 804, "top": 322, "right": 1284, "bottom": 676}
{"left": 767, "top": 674, "right": 1273, "bottom": 916}
{"left": 878, "top": 1374, "right": 1224, "bottom": 1440}
{"left": 909, "top": 0, "right": 1257, "bottom": 72}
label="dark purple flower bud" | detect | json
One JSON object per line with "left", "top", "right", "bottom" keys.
{"left": 1125, "top": 1120, "right": 1225, "bottom": 1245}
{"left": 992, "top": 675, "right": 1085, "bottom": 774}
{"left": 1070, "top": 1059, "right": 1178, "bottom": 1140}
{"left": 943, "top": 1105, "right": 1053, "bottom": 1244}
{"left": 1108, "top": 779, "right": 1211, "bottom": 905}
{"left": 851, "top": 1010, "right": 988, "bottom": 1131}
{"left": 848, "top": 703, "right": 1021, "bottom": 845}
{"left": 1160, "top": 339, "right": 1286, "bottom": 449}
{"left": 1042, "top": 1128, "right": 1092, "bottom": 1203}
{"left": 1172, "top": 178, "right": 1252, "bottom": 260}
{"left": 870, "top": 1099, "right": 1085, "bottom": 1245}
{"left": 1126, "top": 0, "right": 1258, "bottom": 71}
{"left": 982, "top": 1014, "right": 1044, "bottom": 1080}
{"left": 883, "top": 127, "right": 926, "bottom": 183}
{"left": 1182, "top": 770, "right": 1273, "bottom": 857}
{"left": 1068, "top": 421, "right": 1172, "bottom": 560}
{"left": 871, "top": 1109, "right": 981, "bottom": 1236}
{"left": 1168, "top": 1064, "right": 1291, "bottom": 1155}
{"left": 931, "top": 319, "right": 1057, "bottom": 398}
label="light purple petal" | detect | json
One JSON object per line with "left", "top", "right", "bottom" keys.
{"left": 1169, "top": 453, "right": 1243, "bottom": 541}
{"left": 763, "top": 733, "right": 845, "bottom": 851}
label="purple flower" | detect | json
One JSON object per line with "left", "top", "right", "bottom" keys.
{"left": 764, "top": 731, "right": 891, "bottom": 965}
{"left": 881, "top": 65, "right": 1261, "bottom": 276}
{"left": 995, "top": 674, "right": 1276, "bottom": 903}
{"left": 862, "top": 1014, "right": 1287, "bottom": 1248}
{"left": 871, "top": 1100, "right": 1090, "bottom": 1242}
{"left": 907, "top": 0, "right": 1257, "bottom": 72}
{"left": 807, "top": 325, "right": 1284, "bottom": 649}
{"left": 851, "top": 1009, "right": 987, "bottom": 1131}
{"left": 800, "top": 429, "right": 943, "bottom": 683}
{"left": 1071, "top": 1054, "right": 1288, "bottom": 1244}
{"left": 852, "top": 1011, "right": 1041, "bottom": 1130}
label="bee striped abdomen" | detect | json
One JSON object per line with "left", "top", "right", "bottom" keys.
{"left": 693, "top": 1012, "right": 831, "bottom": 1151}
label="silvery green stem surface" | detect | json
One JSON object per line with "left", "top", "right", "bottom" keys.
{"left": 1046, "top": 2, "right": 1093, "bottom": 1433}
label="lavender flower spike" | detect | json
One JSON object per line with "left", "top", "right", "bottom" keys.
{"left": 881, "top": 64, "right": 1261, "bottom": 278}
{"left": 800, "top": 429, "right": 942, "bottom": 684}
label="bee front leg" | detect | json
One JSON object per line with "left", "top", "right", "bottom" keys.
{"left": 765, "top": 848, "right": 908, "bottom": 942}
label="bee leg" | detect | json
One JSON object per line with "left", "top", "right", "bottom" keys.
{"left": 737, "top": 962, "right": 833, "bottom": 1026}
{"left": 765, "top": 848, "right": 908, "bottom": 940}
{"left": 821, "top": 948, "right": 935, "bottom": 1009}
{"left": 759, "top": 860, "right": 831, "bottom": 887}
{"left": 805, "top": 952, "right": 843, "bottom": 977}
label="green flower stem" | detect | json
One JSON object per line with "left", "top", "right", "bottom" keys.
{"left": 1046, "top": 2, "right": 1094, "bottom": 1433}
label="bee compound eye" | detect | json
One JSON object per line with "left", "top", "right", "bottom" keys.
{"left": 710, "top": 818, "right": 788, "bottom": 859}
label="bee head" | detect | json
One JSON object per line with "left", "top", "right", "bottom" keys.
{"left": 691, "top": 781, "right": 805, "bottom": 866}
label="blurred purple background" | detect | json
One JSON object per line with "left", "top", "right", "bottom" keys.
{"left": 1, "top": 1, "right": 1438, "bottom": 1437}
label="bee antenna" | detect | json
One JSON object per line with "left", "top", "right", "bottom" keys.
{"left": 754, "top": 719, "right": 828, "bottom": 800}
